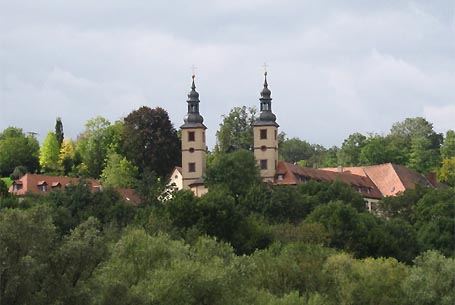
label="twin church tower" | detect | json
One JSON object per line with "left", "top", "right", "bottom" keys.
{"left": 180, "top": 72, "right": 279, "bottom": 192}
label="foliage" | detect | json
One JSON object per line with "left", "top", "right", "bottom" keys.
{"left": 280, "top": 138, "right": 314, "bottom": 164}
{"left": 58, "top": 138, "right": 76, "bottom": 175}
{"left": 403, "top": 250, "right": 455, "bottom": 305}
{"left": 0, "top": 127, "right": 40, "bottom": 176}
{"left": 0, "top": 206, "right": 56, "bottom": 305}
{"left": 44, "top": 217, "right": 108, "bottom": 305}
{"left": 205, "top": 149, "right": 261, "bottom": 199}
{"left": 121, "top": 106, "right": 180, "bottom": 178}
{"left": 270, "top": 222, "right": 330, "bottom": 245}
{"left": 40, "top": 131, "right": 61, "bottom": 172}
{"left": 305, "top": 201, "right": 380, "bottom": 258}
{"left": 375, "top": 185, "right": 429, "bottom": 223}
{"left": 409, "top": 136, "right": 441, "bottom": 173}
{"left": 440, "top": 130, "right": 455, "bottom": 159}
{"left": 55, "top": 117, "right": 64, "bottom": 148}
{"left": 359, "top": 135, "right": 405, "bottom": 165}
{"left": 215, "top": 106, "right": 256, "bottom": 153}
{"left": 100, "top": 152, "right": 138, "bottom": 188}
{"left": 9, "top": 165, "right": 27, "bottom": 180}
{"left": 438, "top": 157, "right": 455, "bottom": 186}
{"left": 337, "top": 132, "right": 366, "bottom": 166}
{"left": 413, "top": 187, "right": 455, "bottom": 256}
{"left": 0, "top": 179, "right": 9, "bottom": 197}
{"left": 323, "top": 254, "right": 407, "bottom": 305}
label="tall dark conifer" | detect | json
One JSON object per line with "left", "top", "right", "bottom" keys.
{"left": 55, "top": 117, "right": 64, "bottom": 148}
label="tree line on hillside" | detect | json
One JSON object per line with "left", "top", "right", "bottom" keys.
{"left": 0, "top": 105, "right": 454, "bottom": 187}
{"left": 215, "top": 107, "right": 454, "bottom": 186}
{"left": 0, "top": 107, "right": 180, "bottom": 189}
{"left": 0, "top": 149, "right": 454, "bottom": 304}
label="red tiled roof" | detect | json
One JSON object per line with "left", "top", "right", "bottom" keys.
{"left": 115, "top": 188, "right": 142, "bottom": 205}
{"left": 276, "top": 162, "right": 382, "bottom": 199}
{"left": 9, "top": 174, "right": 100, "bottom": 196}
{"left": 8, "top": 174, "right": 141, "bottom": 204}
{"left": 322, "top": 163, "right": 435, "bottom": 197}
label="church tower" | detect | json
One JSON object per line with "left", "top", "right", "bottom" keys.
{"left": 253, "top": 72, "right": 279, "bottom": 182}
{"left": 181, "top": 75, "right": 207, "bottom": 189}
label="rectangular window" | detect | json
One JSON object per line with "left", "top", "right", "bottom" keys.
{"left": 260, "top": 129, "right": 267, "bottom": 140}
{"left": 189, "top": 162, "right": 196, "bottom": 172}
{"left": 260, "top": 159, "right": 267, "bottom": 170}
{"left": 274, "top": 130, "right": 277, "bottom": 140}
{"left": 188, "top": 131, "right": 195, "bottom": 142}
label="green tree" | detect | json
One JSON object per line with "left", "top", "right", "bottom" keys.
{"left": 320, "top": 146, "right": 339, "bottom": 167}
{"left": 44, "top": 217, "right": 107, "bottom": 305}
{"left": 121, "top": 106, "right": 180, "bottom": 178}
{"left": 413, "top": 188, "right": 455, "bottom": 256}
{"left": 0, "top": 206, "right": 56, "bottom": 305}
{"left": 9, "top": 166, "right": 27, "bottom": 180}
{"left": 305, "top": 201, "right": 379, "bottom": 258}
{"left": 409, "top": 136, "right": 440, "bottom": 173}
{"left": 280, "top": 137, "right": 314, "bottom": 164}
{"left": 337, "top": 132, "right": 366, "bottom": 166}
{"left": 403, "top": 250, "right": 455, "bottom": 305}
{"left": 324, "top": 254, "right": 407, "bottom": 305}
{"left": 40, "top": 132, "right": 61, "bottom": 172}
{"left": 359, "top": 135, "right": 405, "bottom": 165}
{"left": 76, "top": 116, "right": 122, "bottom": 178}
{"left": 59, "top": 138, "right": 76, "bottom": 175}
{"left": 438, "top": 157, "right": 455, "bottom": 186}
{"left": 215, "top": 106, "right": 256, "bottom": 153}
{"left": 440, "top": 130, "right": 455, "bottom": 159}
{"left": 205, "top": 149, "right": 261, "bottom": 198}
{"left": 0, "top": 179, "right": 8, "bottom": 197}
{"left": 55, "top": 117, "right": 64, "bottom": 148}
{"left": 389, "top": 117, "right": 443, "bottom": 168}
{"left": 0, "top": 127, "right": 40, "bottom": 176}
{"left": 100, "top": 152, "right": 138, "bottom": 188}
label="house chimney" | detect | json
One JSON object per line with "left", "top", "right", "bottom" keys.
{"left": 337, "top": 165, "right": 343, "bottom": 173}
{"left": 426, "top": 172, "right": 437, "bottom": 187}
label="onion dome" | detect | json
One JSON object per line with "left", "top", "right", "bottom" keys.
{"left": 253, "top": 72, "right": 279, "bottom": 127}
{"left": 182, "top": 75, "right": 206, "bottom": 128}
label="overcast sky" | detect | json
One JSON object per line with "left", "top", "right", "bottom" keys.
{"left": 1, "top": 0, "right": 454, "bottom": 149}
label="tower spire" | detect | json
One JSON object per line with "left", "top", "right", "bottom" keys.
{"left": 182, "top": 74, "right": 204, "bottom": 127}
{"left": 254, "top": 71, "right": 277, "bottom": 126}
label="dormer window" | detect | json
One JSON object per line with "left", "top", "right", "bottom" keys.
{"left": 277, "top": 174, "right": 284, "bottom": 181}
{"left": 51, "top": 182, "right": 61, "bottom": 189}
{"left": 13, "top": 183, "right": 23, "bottom": 192}
{"left": 37, "top": 181, "right": 47, "bottom": 192}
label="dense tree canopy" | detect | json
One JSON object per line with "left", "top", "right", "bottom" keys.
{"left": 121, "top": 106, "right": 180, "bottom": 178}
{"left": 0, "top": 127, "right": 40, "bottom": 176}
{"left": 39, "top": 132, "right": 60, "bottom": 172}
{"left": 215, "top": 106, "right": 256, "bottom": 153}
{"left": 205, "top": 149, "right": 261, "bottom": 198}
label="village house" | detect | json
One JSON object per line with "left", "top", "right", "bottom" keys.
{"left": 9, "top": 173, "right": 141, "bottom": 204}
